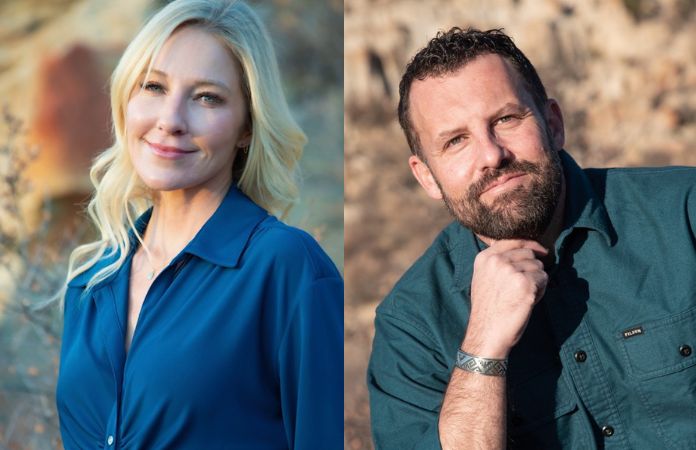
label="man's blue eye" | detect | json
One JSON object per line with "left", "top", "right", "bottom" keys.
{"left": 497, "top": 115, "right": 518, "bottom": 124}
{"left": 446, "top": 135, "right": 464, "bottom": 149}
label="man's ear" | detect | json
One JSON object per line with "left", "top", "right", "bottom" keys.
{"left": 409, "top": 155, "right": 443, "bottom": 200}
{"left": 545, "top": 99, "right": 565, "bottom": 151}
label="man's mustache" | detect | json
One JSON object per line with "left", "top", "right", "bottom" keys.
{"left": 468, "top": 160, "right": 541, "bottom": 199}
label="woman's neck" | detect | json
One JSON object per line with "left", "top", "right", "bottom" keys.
{"left": 142, "top": 181, "right": 230, "bottom": 264}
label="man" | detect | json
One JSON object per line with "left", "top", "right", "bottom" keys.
{"left": 367, "top": 27, "right": 696, "bottom": 449}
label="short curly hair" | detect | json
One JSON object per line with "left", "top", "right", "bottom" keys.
{"left": 398, "top": 27, "right": 548, "bottom": 158}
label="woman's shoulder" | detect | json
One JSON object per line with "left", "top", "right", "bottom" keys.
{"left": 245, "top": 216, "right": 340, "bottom": 280}
{"left": 65, "top": 248, "right": 122, "bottom": 290}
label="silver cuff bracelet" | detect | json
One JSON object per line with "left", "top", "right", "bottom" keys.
{"left": 455, "top": 349, "right": 508, "bottom": 377}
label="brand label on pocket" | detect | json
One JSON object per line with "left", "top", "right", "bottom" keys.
{"left": 622, "top": 326, "right": 644, "bottom": 339}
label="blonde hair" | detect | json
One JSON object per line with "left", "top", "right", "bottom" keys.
{"left": 65, "top": 0, "right": 305, "bottom": 294}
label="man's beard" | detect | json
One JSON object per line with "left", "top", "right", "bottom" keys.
{"left": 436, "top": 150, "right": 563, "bottom": 240}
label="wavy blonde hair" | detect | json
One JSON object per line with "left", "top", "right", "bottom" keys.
{"left": 65, "top": 0, "right": 305, "bottom": 295}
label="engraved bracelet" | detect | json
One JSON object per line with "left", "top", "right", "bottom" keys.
{"left": 455, "top": 349, "right": 508, "bottom": 377}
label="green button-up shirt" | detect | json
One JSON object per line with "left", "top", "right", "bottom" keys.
{"left": 368, "top": 151, "right": 696, "bottom": 449}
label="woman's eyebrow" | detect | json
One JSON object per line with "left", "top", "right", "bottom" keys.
{"left": 145, "top": 69, "right": 232, "bottom": 93}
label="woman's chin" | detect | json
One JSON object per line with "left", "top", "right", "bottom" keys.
{"left": 139, "top": 177, "right": 190, "bottom": 193}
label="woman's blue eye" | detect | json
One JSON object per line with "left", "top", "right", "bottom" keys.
{"left": 197, "top": 93, "right": 224, "bottom": 105}
{"left": 141, "top": 81, "right": 164, "bottom": 93}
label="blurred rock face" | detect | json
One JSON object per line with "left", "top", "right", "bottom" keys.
{"left": 0, "top": 0, "right": 152, "bottom": 226}
{"left": 344, "top": 1, "right": 696, "bottom": 448}
{"left": 28, "top": 44, "right": 111, "bottom": 193}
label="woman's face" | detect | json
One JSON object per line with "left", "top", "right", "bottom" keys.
{"left": 126, "top": 26, "right": 250, "bottom": 195}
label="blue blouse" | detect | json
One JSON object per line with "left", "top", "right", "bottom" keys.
{"left": 56, "top": 186, "right": 343, "bottom": 449}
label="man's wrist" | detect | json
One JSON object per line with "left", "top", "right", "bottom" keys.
{"left": 455, "top": 349, "right": 508, "bottom": 377}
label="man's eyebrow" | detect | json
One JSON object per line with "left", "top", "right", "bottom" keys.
{"left": 144, "top": 69, "right": 232, "bottom": 93}
{"left": 433, "top": 103, "right": 531, "bottom": 143}
{"left": 493, "top": 102, "right": 530, "bottom": 116}
{"left": 435, "top": 125, "right": 469, "bottom": 143}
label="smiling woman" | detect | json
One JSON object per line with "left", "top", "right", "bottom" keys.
{"left": 126, "top": 27, "right": 251, "bottom": 195}
{"left": 55, "top": 1, "right": 343, "bottom": 449}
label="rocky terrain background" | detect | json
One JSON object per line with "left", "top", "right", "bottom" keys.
{"left": 0, "top": 0, "right": 341, "bottom": 448}
{"left": 344, "top": 0, "right": 696, "bottom": 448}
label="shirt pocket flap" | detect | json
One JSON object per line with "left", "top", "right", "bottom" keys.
{"left": 617, "top": 305, "right": 696, "bottom": 381}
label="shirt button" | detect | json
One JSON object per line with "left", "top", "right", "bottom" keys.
{"left": 679, "top": 345, "right": 692, "bottom": 357}
{"left": 602, "top": 425, "right": 614, "bottom": 437}
{"left": 574, "top": 350, "right": 587, "bottom": 363}
{"left": 107, "top": 435, "right": 114, "bottom": 446}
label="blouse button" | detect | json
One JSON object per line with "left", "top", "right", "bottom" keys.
{"left": 574, "top": 350, "right": 587, "bottom": 363}
{"left": 679, "top": 344, "right": 692, "bottom": 357}
{"left": 107, "top": 435, "right": 114, "bottom": 446}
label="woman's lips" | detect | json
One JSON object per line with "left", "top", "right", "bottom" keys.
{"left": 146, "top": 141, "right": 197, "bottom": 160}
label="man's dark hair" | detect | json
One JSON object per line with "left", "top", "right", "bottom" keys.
{"left": 398, "top": 27, "right": 549, "bottom": 158}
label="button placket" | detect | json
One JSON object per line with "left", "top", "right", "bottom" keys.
{"left": 601, "top": 425, "right": 614, "bottom": 437}
{"left": 556, "top": 324, "right": 629, "bottom": 447}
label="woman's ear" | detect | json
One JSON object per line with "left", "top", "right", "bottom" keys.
{"left": 237, "top": 127, "right": 252, "bottom": 149}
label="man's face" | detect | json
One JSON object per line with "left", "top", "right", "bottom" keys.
{"left": 407, "top": 54, "right": 564, "bottom": 240}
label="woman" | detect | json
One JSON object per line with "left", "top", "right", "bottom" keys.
{"left": 56, "top": 1, "right": 343, "bottom": 448}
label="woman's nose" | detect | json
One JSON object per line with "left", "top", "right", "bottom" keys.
{"left": 156, "top": 96, "right": 187, "bottom": 135}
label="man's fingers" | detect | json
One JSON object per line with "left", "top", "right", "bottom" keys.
{"left": 500, "top": 248, "right": 546, "bottom": 263}
{"left": 487, "top": 239, "right": 548, "bottom": 256}
{"left": 510, "top": 259, "right": 545, "bottom": 273}
{"left": 528, "top": 270, "right": 549, "bottom": 301}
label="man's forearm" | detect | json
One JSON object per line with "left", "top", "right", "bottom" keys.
{"left": 438, "top": 361, "right": 506, "bottom": 450}
{"left": 438, "top": 240, "right": 548, "bottom": 449}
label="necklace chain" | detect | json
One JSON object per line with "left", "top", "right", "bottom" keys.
{"left": 140, "top": 250, "right": 160, "bottom": 282}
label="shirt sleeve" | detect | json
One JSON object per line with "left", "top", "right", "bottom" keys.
{"left": 277, "top": 275, "right": 344, "bottom": 449}
{"left": 368, "top": 310, "right": 449, "bottom": 450}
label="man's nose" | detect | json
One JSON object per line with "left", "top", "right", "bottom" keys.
{"left": 476, "top": 130, "right": 511, "bottom": 170}
{"left": 156, "top": 95, "right": 188, "bottom": 135}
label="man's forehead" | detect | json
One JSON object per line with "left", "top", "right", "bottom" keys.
{"left": 409, "top": 55, "right": 532, "bottom": 134}
{"left": 410, "top": 54, "right": 524, "bottom": 103}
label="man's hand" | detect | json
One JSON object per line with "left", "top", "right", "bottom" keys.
{"left": 463, "top": 239, "right": 549, "bottom": 359}
{"left": 439, "top": 240, "right": 549, "bottom": 450}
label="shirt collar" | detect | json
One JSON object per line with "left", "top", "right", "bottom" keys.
{"left": 451, "top": 150, "right": 616, "bottom": 291}
{"left": 67, "top": 185, "right": 269, "bottom": 288}
{"left": 180, "top": 184, "right": 269, "bottom": 268}
{"left": 557, "top": 150, "right": 616, "bottom": 246}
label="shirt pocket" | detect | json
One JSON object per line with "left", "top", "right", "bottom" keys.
{"left": 617, "top": 305, "right": 696, "bottom": 380}
{"left": 508, "top": 364, "right": 578, "bottom": 439}
{"left": 616, "top": 304, "right": 696, "bottom": 448}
